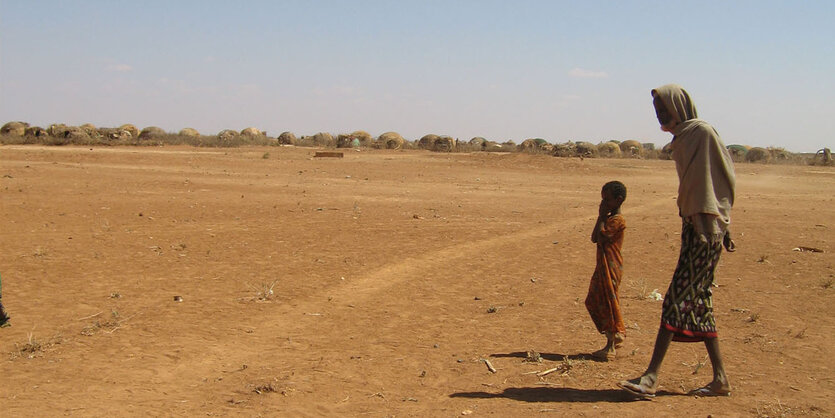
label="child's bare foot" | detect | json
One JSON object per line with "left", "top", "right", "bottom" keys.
{"left": 591, "top": 346, "right": 615, "bottom": 361}
{"left": 618, "top": 375, "right": 657, "bottom": 398}
{"left": 613, "top": 332, "right": 625, "bottom": 349}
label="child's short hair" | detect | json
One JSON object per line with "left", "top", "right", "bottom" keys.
{"left": 603, "top": 180, "right": 627, "bottom": 201}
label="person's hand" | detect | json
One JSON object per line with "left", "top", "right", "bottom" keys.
{"left": 723, "top": 232, "right": 736, "bottom": 252}
{"left": 598, "top": 200, "right": 609, "bottom": 218}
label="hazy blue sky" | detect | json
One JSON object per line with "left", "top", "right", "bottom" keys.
{"left": 1, "top": 1, "right": 832, "bottom": 152}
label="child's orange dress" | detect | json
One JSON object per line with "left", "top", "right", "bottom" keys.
{"left": 585, "top": 214, "right": 626, "bottom": 336}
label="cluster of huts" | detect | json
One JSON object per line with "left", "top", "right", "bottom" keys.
{"left": 0, "top": 121, "right": 806, "bottom": 163}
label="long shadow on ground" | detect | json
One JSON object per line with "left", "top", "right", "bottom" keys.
{"left": 449, "top": 351, "right": 686, "bottom": 403}
{"left": 489, "top": 351, "right": 606, "bottom": 363}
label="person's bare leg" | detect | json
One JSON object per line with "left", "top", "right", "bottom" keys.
{"left": 619, "top": 327, "right": 673, "bottom": 394}
{"left": 703, "top": 337, "right": 731, "bottom": 393}
{"left": 592, "top": 332, "right": 616, "bottom": 360}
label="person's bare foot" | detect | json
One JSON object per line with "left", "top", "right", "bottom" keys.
{"left": 613, "top": 332, "right": 625, "bottom": 349}
{"left": 618, "top": 375, "right": 657, "bottom": 398}
{"left": 689, "top": 380, "right": 731, "bottom": 397}
{"left": 591, "top": 346, "right": 615, "bottom": 361}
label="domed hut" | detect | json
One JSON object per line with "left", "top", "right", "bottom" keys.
{"left": 552, "top": 141, "right": 576, "bottom": 157}
{"left": 418, "top": 134, "right": 439, "bottom": 150}
{"left": 311, "top": 132, "right": 335, "bottom": 147}
{"left": 469, "top": 137, "right": 487, "bottom": 150}
{"left": 337, "top": 130, "right": 373, "bottom": 148}
{"left": 518, "top": 138, "right": 542, "bottom": 152}
{"left": 98, "top": 127, "right": 132, "bottom": 140}
{"left": 1, "top": 121, "right": 29, "bottom": 136}
{"left": 619, "top": 140, "right": 643, "bottom": 157}
{"left": 241, "top": 127, "right": 264, "bottom": 138}
{"left": 597, "top": 141, "right": 622, "bottom": 157}
{"left": 178, "top": 128, "right": 200, "bottom": 137}
{"left": 378, "top": 131, "right": 405, "bottom": 150}
{"left": 277, "top": 131, "right": 297, "bottom": 145}
{"left": 119, "top": 124, "right": 140, "bottom": 138}
{"left": 24, "top": 126, "right": 48, "bottom": 138}
{"left": 726, "top": 144, "right": 748, "bottom": 162}
{"left": 218, "top": 129, "right": 239, "bottom": 142}
{"left": 47, "top": 124, "right": 70, "bottom": 137}
{"left": 745, "top": 147, "right": 770, "bottom": 163}
{"left": 80, "top": 123, "right": 98, "bottom": 137}
{"left": 484, "top": 141, "right": 505, "bottom": 152}
{"left": 433, "top": 136, "right": 456, "bottom": 152}
{"left": 575, "top": 141, "right": 598, "bottom": 157}
{"left": 502, "top": 140, "right": 516, "bottom": 148}
{"left": 139, "top": 126, "right": 166, "bottom": 139}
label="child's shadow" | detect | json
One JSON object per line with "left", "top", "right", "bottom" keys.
{"left": 489, "top": 351, "right": 605, "bottom": 363}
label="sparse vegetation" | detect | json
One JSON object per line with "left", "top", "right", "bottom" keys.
{"left": 11, "top": 332, "right": 63, "bottom": 360}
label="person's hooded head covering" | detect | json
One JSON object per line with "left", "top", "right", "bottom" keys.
{"left": 652, "top": 84, "right": 736, "bottom": 237}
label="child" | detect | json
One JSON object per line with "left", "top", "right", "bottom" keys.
{"left": 0, "top": 273, "right": 9, "bottom": 328}
{"left": 585, "top": 181, "right": 627, "bottom": 360}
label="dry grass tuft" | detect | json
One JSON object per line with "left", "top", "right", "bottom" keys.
{"left": 11, "top": 332, "right": 63, "bottom": 360}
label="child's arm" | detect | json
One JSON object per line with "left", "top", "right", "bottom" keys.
{"left": 591, "top": 201, "right": 610, "bottom": 244}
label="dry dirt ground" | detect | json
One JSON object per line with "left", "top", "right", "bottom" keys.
{"left": 0, "top": 145, "right": 833, "bottom": 417}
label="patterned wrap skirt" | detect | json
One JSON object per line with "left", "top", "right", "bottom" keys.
{"left": 661, "top": 219, "right": 723, "bottom": 342}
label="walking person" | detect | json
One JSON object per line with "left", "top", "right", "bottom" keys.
{"left": 618, "top": 84, "right": 736, "bottom": 398}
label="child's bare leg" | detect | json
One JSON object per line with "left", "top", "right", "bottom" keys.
{"left": 703, "top": 337, "right": 730, "bottom": 392}
{"left": 592, "top": 332, "right": 616, "bottom": 360}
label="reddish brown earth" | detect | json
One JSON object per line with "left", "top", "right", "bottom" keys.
{"left": 0, "top": 145, "right": 832, "bottom": 417}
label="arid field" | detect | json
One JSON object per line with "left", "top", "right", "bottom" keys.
{"left": 0, "top": 144, "right": 833, "bottom": 417}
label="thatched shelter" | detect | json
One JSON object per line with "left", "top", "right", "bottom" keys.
{"left": 469, "top": 137, "right": 487, "bottom": 149}
{"left": 575, "top": 141, "right": 598, "bottom": 157}
{"left": 378, "top": 131, "right": 405, "bottom": 150}
{"left": 418, "top": 134, "right": 439, "bottom": 150}
{"left": 277, "top": 131, "right": 297, "bottom": 145}
{"left": 24, "top": 126, "right": 48, "bottom": 138}
{"left": 502, "top": 140, "right": 516, "bottom": 148}
{"left": 518, "top": 138, "right": 541, "bottom": 152}
{"left": 47, "top": 124, "right": 69, "bottom": 137}
{"left": 726, "top": 144, "right": 748, "bottom": 161}
{"left": 80, "top": 123, "right": 97, "bottom": 137}
{"left": 337, "top": 130, "right": 373, "bottom": 148}
{"left": 311, "top": 132, "right": 335, "bottom": 147}
{"left": 598, "top": 141, "right": 622, "bottom": 157}
{"left": 745, "top": 147, "right": 770, "bottom": 163}
{"left": 139, "top": 126, "right": 166, "bottom": 139}
{"left": 619, "top": 140, "right": 643, "bottom": 157}
{"left": 97, "top": 127, "right": 132, "bottom": 140}
{"left": 179, "top": 128, "right": 200, "bottom": 137}
{"left": 768, "top": 147, "right": 792, "bottom": 162}
{"left": 241, "top": 127, "right": 264, "bottom": 138}
{"left": 484, "top": 141, "right": 505, "bottom": 152}
{"left": 1, "top": 121, "right": 29, "bottom": 136}
{"left": 218, "top": 129, "right": 239, "bottom": 142}
{"left": 119, "top": 124, "right": 140, "bottom": 138}
{"left": 433, "top": 136, "right": 456, "bottom": 152}
{"left": 552, "top": 142, "right": 576, "bottom": 157}
{"left": 642, "top": 143, "right": 656, "bottom": 151}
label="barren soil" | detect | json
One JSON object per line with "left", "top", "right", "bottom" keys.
{"left": 1, "top": 145, "right": 833, "bottom": 417}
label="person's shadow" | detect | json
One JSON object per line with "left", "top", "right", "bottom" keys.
{"left": 449, "top": 351, "right": 684, "bottom": 403}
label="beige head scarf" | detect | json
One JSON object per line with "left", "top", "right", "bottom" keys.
{"left": 652, "top": 84, "right": 735, "bottom": 237}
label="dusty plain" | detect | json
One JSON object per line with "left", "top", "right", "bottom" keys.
{"left": 0, "top": 145, "right": 833, "bottom": 417}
